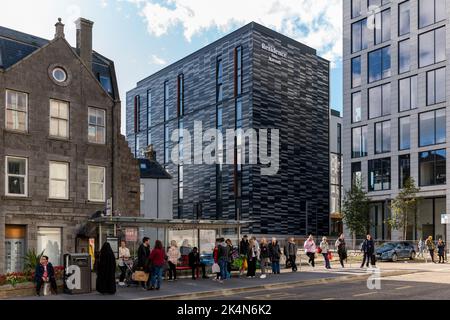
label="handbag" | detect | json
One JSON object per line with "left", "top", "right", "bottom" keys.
{"left": 328, "top": 252, "right": 333, "bottom": 260}
{"left": 133, "top": 270, "right": 149, "bottom": 282}
{"left": 317, "top": 247, "right": 322, "bottom": 254}
{"left": 212, "top": 263, "right": 220, "bottom": 273}
{"left": 242, "top": 258, "right": 248, "bottom": 270}
{"left": 43, "top": 282, "right": 51, "bottom": 296}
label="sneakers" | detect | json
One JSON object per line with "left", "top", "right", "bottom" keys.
{"left": 118, "top": 282, "right": 125, "bottom": 286}
{"left": 260, "top": 274, "right": 267, "bottom": 279}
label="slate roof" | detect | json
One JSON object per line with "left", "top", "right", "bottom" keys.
{"left": 0, "top": 25, "right": 115, "bottom": 98}
{"left": 138, "top": 158, "right": 172, "bottom": 179}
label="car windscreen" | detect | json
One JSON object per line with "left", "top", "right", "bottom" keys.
{"left": 379, "top": 243, "right": 395, "bottom": 249}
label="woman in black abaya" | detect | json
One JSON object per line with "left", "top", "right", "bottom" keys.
{"left": 96, "top": 242, "right": 117, "bottom": 294}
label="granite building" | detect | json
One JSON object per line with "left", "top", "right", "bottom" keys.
{"left": 343, "top": 0, "right": 450, "bottom": 242}
{"left": 127, "top": 22, "right": 329, "bottom": 236}
{"left": 0, "top": 18, "right": 140, "bottom": 273}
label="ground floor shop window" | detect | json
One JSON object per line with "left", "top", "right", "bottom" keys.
{"left": 37, "top": 227, "right": 62, "bottom": 266}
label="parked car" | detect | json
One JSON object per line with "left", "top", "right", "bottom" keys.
{"left": 375, "top": 242, "right": 416, "bottom": 262}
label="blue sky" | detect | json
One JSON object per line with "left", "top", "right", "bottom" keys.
{"left": 1, "top": 0, "right": 343, "bottom": 133}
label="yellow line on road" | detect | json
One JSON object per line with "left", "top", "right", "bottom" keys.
{"left": 353, "top": 292, "right": 378, "bottom": 297}
{"left": 395, "top": 286, "right": 412, "bottom": 290}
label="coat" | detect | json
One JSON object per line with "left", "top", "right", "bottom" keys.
{"left": 167, "top": 246, "right": 180, "bottom": 264}
{"left": 34, "top": 262, "right": 55, "bottom": 283}
{"left": 260, "top": 244, "right": 269, "bottom": 259}
{"left": 319, "top": 241, "right": 329, "bottom": 254}
{"left": 137, "top": 243, "right": 150, "bottom": 271}
{"left": 284, "top": 242, "right": 297, "bottom": 256}
{"left": 247, "top": 245, "right": 258, "bottom": 261}
{"left": 96, "top": 242, "right": 117, "bottom": 294}
{"left": 426, "top": 239, "right": 436, "bottom": 250}
{"left": 361, "top": 239, "right": 375, "bottom": 254}
{"left": 268, "top": 241, "right": 281, "bottom": 262}
{"left": 335, "top": 238, "right": 347, "bottom": 258}
{"left": 150, "top": 248, "right": 166, "bottom": 267}
{"left": 303, "top": 239, "right": 316, "bottom": 253}
{"left": 240, "top": 239, "right": 249, "bottom": 255}
{"left": 438, "top": 242, "right": 446, "bottom": 256}
{"left": 188, "top": 252, "right": 201, "bottom": 267}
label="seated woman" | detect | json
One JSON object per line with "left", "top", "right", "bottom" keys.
{"left": 188, "top": 247, "right": 208, "bottom": 280}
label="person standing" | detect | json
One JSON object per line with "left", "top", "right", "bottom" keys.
{"left": 35, "top": 255, "right": 57, "bottom": 296}
{"left": 218, "top": 238, "right": 228, "bottom": 281}
{"left": 246, "top": 239, "right": 258, "bottom": 278}
{"left": 118, "top": 240, "right": 130, "bottom": 286}
{"left": 335, "top": 234, "right": 347, "bottom": 268}
{"left": 212, "top": 239, "right": 221, "bottom": 281}
{"left": 96, "top": 242, "right": 117, "bottom": 295}
{"left": 437, "top": 239, "right": 446, "bottom": 264}
{"left": 360, "top": 234, "right": 375, "bottom": 268}
{"left": 149, "top": 240, "right": 166, "bottom": 290}
{"left": 417, "top": 238, "right": 425, "bottom": 258}
{"left": 304, "top": 235, "right": 316, "bottom": 268}
{"left": 167, "top": 240, "right": 180, "bottom": 281}
{"left": 268, "top": 237, "right": 281, "bottom": 274}
{"left": 239, "top": 235, "right": 249, "bottom": 276}
{"left": 426, "top": 236, "right": 436, "bottom": 263}
{"left": 284, "top": 237, "right": 298, "bottom": 272}
{"left": 137, "top": 237, "right": 151, "bottom": 289}
{"left": 320, "top": 237, "right": 331, "bottom": 269}
{"left": 259, "top": 238, "right": 270, "bottom": 279}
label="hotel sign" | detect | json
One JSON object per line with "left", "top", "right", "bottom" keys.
{"left": 261, "top": 43, "right": 287, "bottom": 65}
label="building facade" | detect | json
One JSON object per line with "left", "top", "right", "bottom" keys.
{"left": 330, "top": 109, "right": 343, "bottom": 236}
{"left": 343, "top": 0, "right": 450, "bottom": 241}
{"left": 127, "top": 22, "right": 330, "bottom": 236}
{"left": 0, "top": 18, "right": 140, "bottom": 273}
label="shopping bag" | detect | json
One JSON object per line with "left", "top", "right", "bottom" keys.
{"left": 132, "top": 271, "right": 149, "bottom": 282}
{"left": 43, "top": 282, "right": 51, "bottom": 296}
{"left": 212, "top": 263, "right": 221, "bottom": 273}
{"left": 328, "top": 252, "right": 333, "bottom": 260}
{"left": 242, "top": 258, "right": 248, "bottom": 270}
{"left": 317, "top": 247, "right": 322, "bottom": 254}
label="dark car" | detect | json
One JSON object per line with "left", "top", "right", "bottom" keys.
{"left": 375, "top": 242, "right": 416, "bottom": 262}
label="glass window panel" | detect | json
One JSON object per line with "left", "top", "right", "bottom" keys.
{"left": 399, "top": 154, "right": 411, "bottom": 188}
{"left": 8, "top": 158, "right": 26, "bottom": 175}
{"left": 369, "top": 49, "right": 382, "bottom": 83}
{"left": 97, "top": 127, "right": 105, "bottom": 144}
{"left": 59, "top": 120, "right": 68, "bottom": 138}
{"left": 398, "top": 39, "right": 410, "bottom": 74}
{"left": 37, "top": 228, "right": 62, "bottom": 266}
{"left": 435, "top": 68, "right": 446, "bottom": 104}
{"left": 419, "top": 31, "right": 435, "bottom": 67}
{"left": 382, "top": 47, "right": 391, "bottom": 78}
{"left": 382, "top": 9, "right": 391, "bottom": 43}
{"left": 352, "top": 92, "right": 361, "bottom": 123}
{"left": 399, "top": 78, "right": 410, "bottom": 111}
{"left": 420, "top": 111, "right": 436, "bottom": 146}
{"left": 50, "top": 180, "right": 67, "bottom": 199}
{"left": 369, "top": 86, "right": 381, "bottom": 119}
{"left": 435, "top": 149, "right": 446, "bottom": 184}
{"left": 362, "top": 126, "right": 368, "bottom": 156}
{"left": 399, "top": 1, "right": 410, "bottom": 36}
{"left": 383, "top": 121, "right": 391, "bottom": 152}
{"left": 375, "top": 123, "right": 383, "bottom": 154}
{"left": 435, "top": 27, "right": 446, "bottom": 63}
{"left": 352, "top": 0, "right": 362, "bottom": 18}
{"left": 435, "top": 0, "right": 446, "bottom": 23}
{"left": 352, "top": 127, "right": 362, "bottom": 158}
{"left": 411, "top": 76, "right": 418, "bottom": 109}
{"left": 50, "top": 163, "right": 68, "bottom": 180}
{"left": 352, "top": 57, "right": 361, "bottom": 88}
{"left": 435, "top": 109, "right": 446, "bottom": 144}
{"left": 382, "top": 83, "right": 391, "bottom": 116}
{"left": 352, "top": 21, "right": 362, "bottom": 52}
{"left": 399, "top": 117, "right": 410, "bottom": 150}
{"left": 420, "top": 151, "right": 434, "bottom": 186}
{"left": 427, "top": 70, "right": 436, "bottom": 105}
{"left": 419, "top": 0, "right": 434, "bottom": 28}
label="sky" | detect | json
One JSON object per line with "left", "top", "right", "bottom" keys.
{"left": 0, "top": 0, "right": 343, "bottom": 134}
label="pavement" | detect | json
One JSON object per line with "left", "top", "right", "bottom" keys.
{"left": 9, "top": 259, "right": 439, "bottom": 300}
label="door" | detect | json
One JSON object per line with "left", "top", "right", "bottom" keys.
{"left": 5, "top": 225, "right": 26, "bottom": 273}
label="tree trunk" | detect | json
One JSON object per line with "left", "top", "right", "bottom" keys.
{"left": 352, "top": 231, "right": 356, "bottom": 251}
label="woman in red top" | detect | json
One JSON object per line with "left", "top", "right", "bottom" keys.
{"left": 149, "top": 240, "right": 166, "bottom": 290}
{"left": 213, "top": 239, "right": 221, "bottom": 281}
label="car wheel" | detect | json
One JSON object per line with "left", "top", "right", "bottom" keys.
{"left": 410, "top": 251, "right": 416, "bottom": 260}
{"left": 391, "top": 253, "right": 398, "bottom": 262}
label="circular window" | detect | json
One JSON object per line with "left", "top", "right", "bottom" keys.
{"left": 52, "top": 67, "right": 67, "bottom": 83}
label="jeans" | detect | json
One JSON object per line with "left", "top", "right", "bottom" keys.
{"left": 322, "top": 253, "right": 331, "bottom": 268}
{"left": 306, "top": 252, "right": 315, "bottom": 267}
{"left": 260, "top": 257, "right": 270, "bottom": 275}
{"left": 191, "top": 263, "right": 206, "bottom": 279}
{"left": 361, "top": 253, "right": 375, "bottom": 267}
{"left": 219, "top": 259, "right": 229, "bottom": 280}
{"left": 271, "top": 261, "right": 280, "bottom": 274}
{"left": 429, "top": 249, "right": 435, "bottom": 262}
{"left": 288, "top": 255, "right": 297, "bottom": 271}
{"left": 168, "top": 261, "right": 177, "bottom": 280}
{"left": 151, "top": 266, "right": 163, "bottom": 289}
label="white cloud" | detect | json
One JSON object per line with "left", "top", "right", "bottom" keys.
{"left": 123, "top": 0, "right": 343, "bottom": 67}
{"left": 100, "top": 0, "right": 108, "bottom": 8}
{"left": 149, "top": 54, "right": 167, "bottom": 66}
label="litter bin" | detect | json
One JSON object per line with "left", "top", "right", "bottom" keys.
{"left": 63, "top": 253, "right": 92, "bottom": 294}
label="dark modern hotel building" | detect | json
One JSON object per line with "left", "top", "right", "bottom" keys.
{"left": 127, "top": 22, "right": 330, "bottom": 236}
{"left": 344, "top": 0, "right": 450, "bottom": 242}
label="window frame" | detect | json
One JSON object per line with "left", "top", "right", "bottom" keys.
{"left": 352, "top": 18, "right": 368, "bottom": 53}
{"left": 49, "top": 161, "right": 69, "bottom": 200}
{"left": 368, "top": 157, "right": 391, "bottom": 192}
{"left": 419, "top": 148, "right": 446, "bottom": 186}
{"left": 398, "top": 154, "right": 411, "bottom": 188}
{"left": 368, "top": 83, "right": 391, "bottom": 119}
{"left": 418, "top": 26, "right": 446, "bottom": 68}
{"left": 374, "top": 8, "right": 391, "bottom": 45}
{"left": 5, "top": 89, "right": 28, "bottom": 133}
{"left": 88, "top": 107, "right": 106, "bottom": 144}
{"left": 49, "top": 99, "right": 69, "bottom": 139}
{"left": 5, "top": 156, "right": 28, "bottom": 197}
{"left": 399, "top": 75, "right": 418, "bottom": 112}
{"left": 418, "top": 108, "right": 446, "bottom": 147}
{"left": 419, "top": 0, "right": 446, "bottom": 29}
{"left": 352, "top": 91, "right": 362, "bottom": 123}
{"left": 352, "top": 56, "right": 362, "bottom": 88}
{"left": 398, "top": 116, "right": 411, "bottom": 151}
{"left": 87, "top": 165, "right": 106, "bottom": 202}
{"left": 426, "top": 67, "right": 446, "bottom": 106}
{"left": 398, "top": 1, "right": 410, "bottom": 36}
{"left": 351, "top": 125, "right": 368, "bottom": 158}
{"left": 374, "top": 120, "right": 391, "bottom": 154}
{"left": 368, "top": 46, "right": 391, "bottom": 83}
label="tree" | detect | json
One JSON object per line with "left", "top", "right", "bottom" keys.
{"left": 387, "top": 177, "right": 420, "bottom": 240}
{"left": 342, "top": 177, "right": 371, "bottom": 250}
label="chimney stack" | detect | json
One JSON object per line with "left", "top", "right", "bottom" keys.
{"left": 75, "top": 18, "right": 94, "bottom": 69}
{"left": 54, "top": 18, "right": 65, "bottom": 39}
{"left": 144, "top": 145, "right": 157, "bottom": 161}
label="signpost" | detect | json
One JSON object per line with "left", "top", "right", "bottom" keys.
{"left": 441, "top": 214, "right": 449, "bottom": 261}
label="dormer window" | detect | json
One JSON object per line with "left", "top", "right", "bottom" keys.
{"left": 52, "top": 67, "right": 67, "bottom": 83}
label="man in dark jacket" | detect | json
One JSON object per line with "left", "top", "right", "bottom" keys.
{"left": 360, "top": 234, "right": 376, "bottom": 268}
{"left": 188, "top": 247, "right": 208, "bottom": 279}
{"left": 137, "top": 237, "right": 151, "bottom": 289}
{"left": 35, "top": 255, "right": 57, "bottom": 296}
{"left": 284, "top": 237, "right": 298, "bottom": 272}
{"left": 268, "top": 238, "right": 281, "bottom": 274}
{"left": 239, "top": 235, "right": 249, "bottom": 276}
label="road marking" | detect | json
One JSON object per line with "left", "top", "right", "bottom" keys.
{"left": 321, "top": 297, "right": 336, "bottom": 300}
{"left": 395, "top": 286, "right": 412, "bottom": 290}
{"left": 353, "top": 292, "right": 378, "bottom": 297}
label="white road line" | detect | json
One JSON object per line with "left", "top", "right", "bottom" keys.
{"left": 321, "top": 297, "right": 336, "bottom": 300}
{"left": 395, "top": 286, "right": 412, "bottom": 290}
{"left": 353, "top": 292, "right": 378, "bottom": 297}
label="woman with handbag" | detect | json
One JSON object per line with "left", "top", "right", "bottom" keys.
{"left": 212, "top": 240, "right": 221, "bottom": 281}
{"left": 304, "top": 234, "right": 316, "bottom": 268}
{"left": 320, "top": 236, "right": 331, "bottom": 269}
{"left": 167, "top": 240, "right": 180, "bottom": 281}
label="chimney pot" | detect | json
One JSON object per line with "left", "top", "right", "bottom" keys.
{"left": 75, "top": 17, "right": 94, "bottom": 69}
{"left": 54, "top": 18, "right": 65, "bottom": 39}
